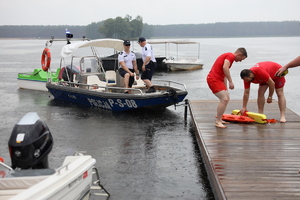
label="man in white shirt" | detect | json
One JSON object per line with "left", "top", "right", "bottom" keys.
{"left": 118, "top": 40, "right": 139, "bottom": 94}
{"left": 138, "top": 37, "right": 157, "bottom": 93}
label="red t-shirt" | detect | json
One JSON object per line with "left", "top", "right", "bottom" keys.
{"left": 207, "top": 53, "right": 235, "bottom": 81}
{"left": 244, "top": 61, "right": 282, "bottom": 89}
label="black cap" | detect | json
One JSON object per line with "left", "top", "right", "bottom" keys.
{"left": 138, "top": 37, "right": 146, "bottom": 43}
{"left": 123, "top": 40, "right": 130, "bottom": 45}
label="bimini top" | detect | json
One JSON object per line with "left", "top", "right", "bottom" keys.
{"left": 60, "top": 38, "right": 124, "bottom": 58}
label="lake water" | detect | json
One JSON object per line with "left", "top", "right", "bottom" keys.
{"left": 0, "top": 37, "right": 299, "bottom": 200}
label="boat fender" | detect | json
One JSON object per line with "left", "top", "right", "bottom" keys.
{"left": 41, "top": 48, "right": 51, "bottom": 71}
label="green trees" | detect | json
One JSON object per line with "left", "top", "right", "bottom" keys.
{"left": 86, "top": 21, "right": 104, "bottom": 39}
{"left": 0, "top": 21, "right": 298, "bottom": 39}
{"left": 99, "top": 15, "right": 143, "bottom": 39}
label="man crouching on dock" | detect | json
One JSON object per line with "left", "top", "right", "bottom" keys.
{"left": 207, "top": 47, "right": 248, "bottom": 128}
{"left": 240, "top": 61, "right": 287, "bottom": 123}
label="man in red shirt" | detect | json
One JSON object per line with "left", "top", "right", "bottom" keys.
{"left": 207, "top": 47, "right": 248, "bottom": 128}
{"left": 240, "top": 61, "right": 287, "bottom": 122}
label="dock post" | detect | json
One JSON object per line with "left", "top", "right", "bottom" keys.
{"left": 184, "top": 99, "right": 189, "bottom": 121}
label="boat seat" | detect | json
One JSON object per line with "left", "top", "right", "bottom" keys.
{"left": 0, "top": 175, "right": 50, "bottom": 200}
{"left": 0, "top": 175, "right": 49, "bottom": 190}
{"left": 0, "top": 189, "right": 25, "bottom": 200}
{"left": 105, "top": 70, "right": 116, "bottom": 86}
{"left": 86, "top": 75, "right": 106, "bottom": 91}
{"left": 132, "top": 76, "right": 145, "bottom": 88}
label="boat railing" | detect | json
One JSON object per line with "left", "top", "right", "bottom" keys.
{"left": 56, "top": 163, "right": 70, "bottom": 175}
{"left": 57, "top": 81, "right": 145, "bottom": 95}
{"left": 0, "top": 159, "right": 14, "bottom": 173}
{"left": 153, "top": 79, "right": 187, "bottom": 91}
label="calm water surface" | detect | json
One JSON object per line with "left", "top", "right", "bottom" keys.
{"left": 0, "top": 37, "right": 299, "bottom": 199}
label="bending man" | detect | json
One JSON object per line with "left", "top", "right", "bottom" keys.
{"left": 240, "top": 61, "right": 287, "bottom": 122}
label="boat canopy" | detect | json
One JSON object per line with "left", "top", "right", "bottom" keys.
{"left": 147, "top": 39, "right": 201, "bottom": 59}
{"left": 60, "top": 39, "right": 124, "bottom": 58}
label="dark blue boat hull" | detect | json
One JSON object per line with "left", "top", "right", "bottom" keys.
{"left": 46, "top": 83, "right": 187, "bottom": 112}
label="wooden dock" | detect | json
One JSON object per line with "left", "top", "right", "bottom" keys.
{"left": 189, "top": 99, "right": 300, "bottom": 200}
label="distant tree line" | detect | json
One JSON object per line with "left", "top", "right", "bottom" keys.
{"left": 0, "top": 21, "right": 299, "bottom": 40}
{"left": 152, "top": 21, "right": 300, "bottom": 37}
{"left": 0, "top": 25, "right": 87, "bottom": 39}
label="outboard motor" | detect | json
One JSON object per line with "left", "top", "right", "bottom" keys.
{"left": 8, "top": 112, "right": 53, "bottom": 169}
{"left": 62, "top": 65, "right": 80, "bottom": 82}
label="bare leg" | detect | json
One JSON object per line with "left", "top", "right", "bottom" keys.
{"left": 257, "top": 85, "right": 268, "bottom": 114}
{"left": 214, "top": 90, "right": 230, "bottom": 128}
{"left": 123, "top": 73, "right": 130, "bottom": 93}
{"left": 276, "top": 87, "right": 286, "bottom": 122}
{"left": 142, "top": 79, "right": 152, "bottom": 88}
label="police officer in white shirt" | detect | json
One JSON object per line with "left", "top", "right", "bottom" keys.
{"left": 138, "top": 37, "right": 157, "bottom": 93}
{"left": 118, "top": 40, "right": 139, "bottom": 94}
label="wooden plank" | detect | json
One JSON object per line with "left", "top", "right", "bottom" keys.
{"left": 189, "top": 99, "right": 300, "bottom": 200}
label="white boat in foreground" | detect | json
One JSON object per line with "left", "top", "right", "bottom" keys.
{"left": 0, "top": 112, "right": 109, "bottom": 200}
{"left": 148, "top": 40, "right": 204, "bottom": 71}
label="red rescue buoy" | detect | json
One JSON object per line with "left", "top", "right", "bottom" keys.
{"left": 222, "top": 114, "right": 255, "bottom": 123}
{"left": 41, "top": 48, "right": 51, "bottom": 71}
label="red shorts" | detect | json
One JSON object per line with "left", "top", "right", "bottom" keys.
{"left": 207, "top": 76, "right": 227, "bottom": 94}
{"left": 259, "top": 77, "right": 286, "bottom": 89}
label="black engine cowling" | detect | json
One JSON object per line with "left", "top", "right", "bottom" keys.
{"left": 62, "top": 65, "right": 80, "bottom": 81}
{"left": 8, "top": 112, "right": 53, "bottom": 169}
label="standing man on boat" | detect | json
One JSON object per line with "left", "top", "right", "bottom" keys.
{"left": 118, "top": 40, "right": 139, "bottom": 94}
{"left": 240, "top": 61, "right": 287, "bottom": 122}
{"left": 138, "top": 37, "right": 157, "bottom": 93}
{"left": 207, "top": 48, "right": 248, "bottom": 128}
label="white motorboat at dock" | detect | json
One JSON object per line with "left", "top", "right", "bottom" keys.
{"left": 0, "top": 112, "right": 109, "bottom": 200}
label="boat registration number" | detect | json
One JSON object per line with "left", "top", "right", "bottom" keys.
{"left": 87, "top": 98, "right": 138, "bottom": 109}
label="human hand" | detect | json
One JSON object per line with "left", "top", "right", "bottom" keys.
{"left": 229, "top": 82, "right": 234, "bottom": 90}
{"left": 240, "top": 108, "right": 247, "bottom": 115}
{"left": 142, "top": 65, "right": 146, "bottom": 71}
{"left": 267, "top": 97, "right": 272, "bottom": 104}
{"left": 276, "top": 67, "right": 287, "bottom": 77}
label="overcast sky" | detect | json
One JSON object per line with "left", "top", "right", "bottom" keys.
{"left": 0, "top": 0, "right": 299, "bottom": 26}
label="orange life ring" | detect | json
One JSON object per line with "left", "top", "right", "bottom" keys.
{"left": 41, "top": 48, "right": 51, "bottom": 71}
